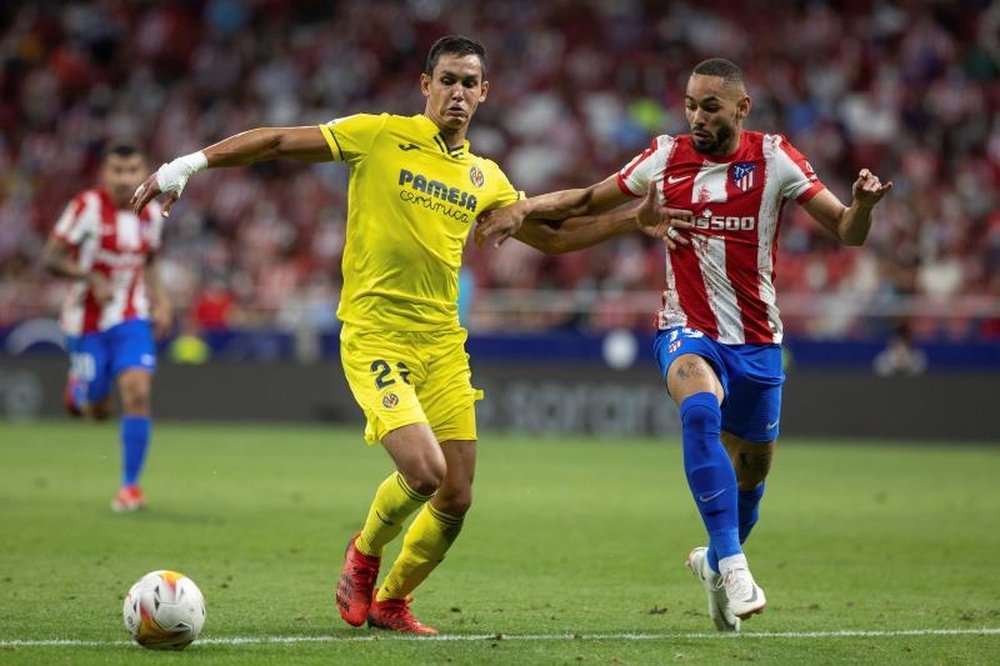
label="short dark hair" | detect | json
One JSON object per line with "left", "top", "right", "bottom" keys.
{"left": 693, "top": 58, "right": 745, "bottom": 86}
{"left": 424, "top": 35, "right": 488, "bottom": 77}
{"left": 102, "top": 141, "right": 143, "bottom": 161}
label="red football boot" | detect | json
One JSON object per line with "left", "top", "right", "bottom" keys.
{"left": 335, "top": 534, "right": 380, "bottom": 627}
{"left": 111, "top": 485, "right": 146, "bottom": 512}
{"left": 367, "top": 589, "right": 438, "bottom": 635}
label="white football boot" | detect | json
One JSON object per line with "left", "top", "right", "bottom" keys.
{"left": 685, "top": 547, "right": 740, "bottom": 632}
{"left": 719, "top": 555, "right": 767, "bottom": 619}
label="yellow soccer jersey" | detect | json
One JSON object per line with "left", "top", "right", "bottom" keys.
{"left": 319, "top": 113, "right": 521, "bottom": 330}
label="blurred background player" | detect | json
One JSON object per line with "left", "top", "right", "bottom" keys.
{"left": 478, "top": 57, "right": 893, "bottom": 632}
{"left": 42, "top": 142, "right": 171, "bottom": 512}
{"left": 130, "top": 35, "right": 521, "bottom": 635}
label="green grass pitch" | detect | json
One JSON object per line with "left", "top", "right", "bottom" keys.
{"left": 1, "top": 421, "right": 998, "bottom": 664}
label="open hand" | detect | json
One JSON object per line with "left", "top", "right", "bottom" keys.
{"left": 130, "top": 174, "right": 180, "bottom": 217}
{"left": 636, "top": 183, "right": 694, "bottom": 250}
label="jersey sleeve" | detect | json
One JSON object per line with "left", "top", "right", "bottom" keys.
{"left": 482, "top": 160, "right": 523, "bottom": 211}
{"left": 616, "top": 135, "right": 673, "bottom": 198}
{"left": 319, "top": 113, "right": 389, "bottom": 165}
{"left": 773, "top": 136, "right": 825, "bottom": 203}
{"left": 51, "top": 193, "right": 94, "bottom": 245}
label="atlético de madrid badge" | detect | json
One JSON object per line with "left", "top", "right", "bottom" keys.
{"left": 469, "top": 165, "right": 485, "bottom": 188}
{"left": 732, "top": 162, "right": 755, "bottom": 192}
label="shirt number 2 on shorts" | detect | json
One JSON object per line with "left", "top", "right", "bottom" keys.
{"left": 370, "top": 360, "right": 411, "bottom": 389}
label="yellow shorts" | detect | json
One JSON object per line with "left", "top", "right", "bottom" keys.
{"left": 340, "top": 324, "right": 484, "bottom": 445}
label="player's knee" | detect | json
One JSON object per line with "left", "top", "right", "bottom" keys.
{"left": 121, "top": 396, "right": 148, "bottom": 413}
{"left": 402, "top": 458, "right": 447, "bottom": 497}
{"left": 436, "top": 487, "right": 473, "bottom": 517}
{"left": 669, "top": 357, "right": 722, "bottom": 401}
{"left": 119, "top": 379, "right": 151, "bottom": 414}
{"left": 407, "top": 477, "right": 442, "bottom": 497}
{"left": 121, "top": 391, "right": 150, "bottom": 414}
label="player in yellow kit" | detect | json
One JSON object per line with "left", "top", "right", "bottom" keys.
{"left": 131, "top": 36, "right": 521, "bottom": 634}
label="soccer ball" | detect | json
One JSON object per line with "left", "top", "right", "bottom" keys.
{"left": 123, "top": 570, "right": 206, "bottom": 650}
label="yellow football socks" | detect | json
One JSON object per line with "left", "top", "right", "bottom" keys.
{"left": 377, "top": 503, "right": 463, "bottom": 601}
{"left": 355, "top": 472, "right": 432, "bottom": 557}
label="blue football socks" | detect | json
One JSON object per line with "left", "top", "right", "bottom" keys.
{"left": 121, "top": 415, "right": 151, "bottom": 487}
{"left": 680, "top": 392, "right": 740, "bottom": 574}
{"left": 739, "top": 481, "right": 766, "bottom": 544}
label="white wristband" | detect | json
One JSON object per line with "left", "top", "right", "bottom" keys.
{"left": 155, "top": 151, "right": 208, "bottom": 196}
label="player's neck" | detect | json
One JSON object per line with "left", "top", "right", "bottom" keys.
{"left": 101, "top": 187, "right": 130, "bottom": 210}
{"left": 437, "top": 125, "right": 466, "bottom": 149}
{"left": 424, "top": 112, "right": 467, "bottom": 149}
{"left": 712, "top": 129, "right": 743, "bottom": 159}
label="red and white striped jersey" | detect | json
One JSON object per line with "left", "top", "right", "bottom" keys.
{"left": 51, "top": 188, "right": 164, "bottom": 335}
{"left": 617, "top": 131, "right": 825, "bottom": 344}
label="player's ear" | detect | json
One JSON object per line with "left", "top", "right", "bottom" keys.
{"left": 420, "top": 72, "right": 431, "bottom": 99}
{"left": 479, "top": 79, "right": 489, "bottom": 103}
{"left": 738, "top": 95, "right": 751, "bottom": 120}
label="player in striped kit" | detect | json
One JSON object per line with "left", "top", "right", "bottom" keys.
{"left": 479, "top": 58, "right": 892, "bottom": 631}
{"left": 42, "top": 143, "right": 171, "bottom": 512}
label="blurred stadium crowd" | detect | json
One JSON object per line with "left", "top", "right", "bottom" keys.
{"left": 1, "top": 0, "right": 997, "bottom": 340}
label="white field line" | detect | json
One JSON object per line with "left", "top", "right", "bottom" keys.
{"left": 2, "top": 628, "right": 999, "bottom": 648}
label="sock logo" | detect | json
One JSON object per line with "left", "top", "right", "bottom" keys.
{"left": 697, "top": 489, "right": 726, "bottom": 503}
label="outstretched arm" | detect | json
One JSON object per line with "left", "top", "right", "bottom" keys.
{"left": 514, "top": 208, "right": 637, "bottom": 255}
{"left": 803, "top": 168, "right": 893, "bottom": 246}
{"left": 131, "top": 126, "right": 331, "bottom": 216}
{"left": 475, "top": 175, "right": 630, "bottom": 248}
{"left": 503, "top": 184, "right": 695, "bottom": 255}
{"left": 198, "top": 126, "right": 332, "bottom": 166}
